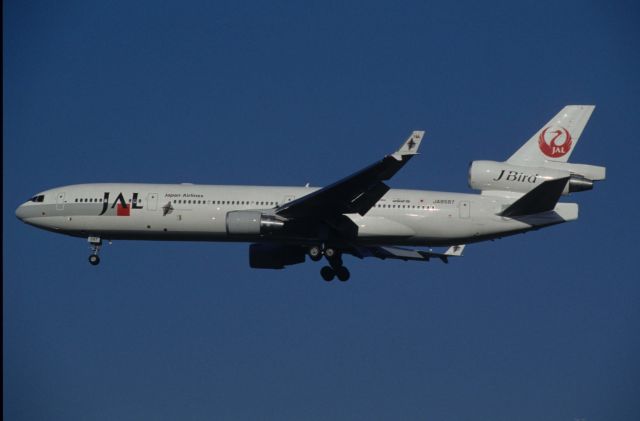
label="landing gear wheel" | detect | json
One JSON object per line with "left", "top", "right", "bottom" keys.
{"left": 324, "top": 247, "right": 336, "bottom": 258}
{"left": 320, "top": 266, "right": 335, "bottom": 282}
{"left": 87, "top": 236, "right": 102, "bottom": 266}
{"left": 309, "top": 246, "right": 323, "bottom": 261}
{"left": 335, "top": 266, "right": 350, "bottom": 282}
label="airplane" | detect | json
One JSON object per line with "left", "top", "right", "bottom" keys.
{"left": 16, "top": 105, "right": 605, "bottom": 281}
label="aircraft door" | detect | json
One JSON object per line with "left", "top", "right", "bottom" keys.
{"left": 56, "top": 192, "right": 65, "bottom": 210}
{"left": 147, "top": 193, "right": 158, "bottom": 211}
{"left": 459, "top": 200, "right": 470, "bottom": 218}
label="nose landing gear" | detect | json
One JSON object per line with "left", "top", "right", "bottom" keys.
{"left": 88, "top": 236, "right": 102, "bottom": 266}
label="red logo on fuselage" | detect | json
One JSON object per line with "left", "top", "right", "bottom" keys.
{"left": 538, "top": 127, "right": 572, "bottom": 158}
{"left": 116, "top": 203, "right": 131, "bottom": 216}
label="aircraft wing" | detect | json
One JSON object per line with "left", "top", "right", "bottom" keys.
{"left": 352, "top": 244, "right": 465, "bottom": 263}
{"left": 276, "top": 131, "right": 425, "bottom": 219}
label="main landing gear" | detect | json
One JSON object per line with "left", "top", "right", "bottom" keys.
{"left": 88, "top": 236, "right": 102, "bottom": 266}
{"left": 309, "top": 245, "right": 350, "bottom": 282}
{"left": 320, "top": 264, "right": 350, "bottom": 282}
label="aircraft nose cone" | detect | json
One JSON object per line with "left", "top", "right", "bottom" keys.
{"left": 15, "top": 204, "right": 27, "bottom": 221}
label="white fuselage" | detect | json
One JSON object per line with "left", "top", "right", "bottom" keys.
{"left": 15, "top": 183, "right": 578, "bottom": 247}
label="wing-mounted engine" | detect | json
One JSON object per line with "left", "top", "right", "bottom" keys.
{"left": 249, "top": 243, "right": 306, "bottom": 269}
{"left": 226, "top": 210, "right": 285, "bottom": 235}
{"left": 468, "top": 160, "right": 605, "bottom": 196}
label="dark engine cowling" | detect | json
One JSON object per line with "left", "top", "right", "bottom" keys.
{"left": 249, "top": 243, "right": 306, "bottom": 269}
{"left": 226, "top": 211, "right": 284, "bottom": 235}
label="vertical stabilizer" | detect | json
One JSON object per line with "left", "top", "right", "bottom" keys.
{"left": 507, "top": 105, "right": 595, "bottom": 165}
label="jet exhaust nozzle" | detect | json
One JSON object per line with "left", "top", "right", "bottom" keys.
{"left": 568, "top": 175, "right": 593, "bottom": 193}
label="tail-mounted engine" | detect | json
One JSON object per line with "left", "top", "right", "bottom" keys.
{"left": 468, "top": 160, "right": 605, "bottom": 195}
{"left": 226, "top": 211, "right": 285, "bottom": 235}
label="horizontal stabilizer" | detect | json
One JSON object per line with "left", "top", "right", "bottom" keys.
{"left": 500, "top": 177, "right": 569, "bottom": 217}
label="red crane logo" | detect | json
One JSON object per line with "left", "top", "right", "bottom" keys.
{"left": 538, "top": 127, "right": 572, "bottom": 158}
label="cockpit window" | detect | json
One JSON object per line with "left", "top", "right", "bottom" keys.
{"left": 29, "top": 195, "right": 45, "bottom": 203}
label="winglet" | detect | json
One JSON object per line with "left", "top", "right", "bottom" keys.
{"left": 392, "top": 131, "right": 424, "bottom": 160}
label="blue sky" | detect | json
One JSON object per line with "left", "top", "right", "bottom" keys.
{"left": 4, "top": 1, "right": 640, "bottom": 420}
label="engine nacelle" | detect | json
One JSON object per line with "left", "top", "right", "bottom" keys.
{"left": 468, "top": 161, "right": 594, "bottom": 195}
{"left": 226, "top": 211, "right": 284, "bottom": 235}
{"left": 249, "top": 243, "right": 306, "bottom": 269}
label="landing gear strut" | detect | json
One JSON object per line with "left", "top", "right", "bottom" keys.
{"left": 88, "top": 236, "right": 102, "bottom": 266}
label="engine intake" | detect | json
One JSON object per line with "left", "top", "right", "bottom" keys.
{"left": 226, "top": 211, "right": 284, "bottom": 235}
